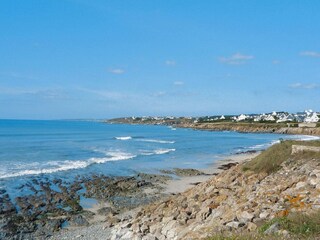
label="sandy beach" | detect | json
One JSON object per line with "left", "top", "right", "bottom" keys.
{"left": 162, "top": 152, "right": 259, "bottom": 195}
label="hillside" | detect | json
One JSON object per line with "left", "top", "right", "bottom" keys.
{"left": 106, "top": 140, "right": 320, "bottom": 239}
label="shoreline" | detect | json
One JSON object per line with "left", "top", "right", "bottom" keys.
{"left": 50, "top": 151, "right": 259, "bottom": 239}
{"left": 107, "top": 120, "right": 320, "bottom": 136}
{"left": 2, "top": 129, "right": 318, "bottom": 239}
{"left": 161, "top": 151, "right": 259, "bottom": 195}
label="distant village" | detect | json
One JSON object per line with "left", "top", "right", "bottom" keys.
{"left": 197, "top": 109, "right": 320, "bottom": 124}
{"left": 122, "top": 109, "right": 320, "bottom": 126}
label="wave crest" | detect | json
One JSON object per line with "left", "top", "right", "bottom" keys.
{"left": 115, "top": 136, "right": 132, "bottom": 140}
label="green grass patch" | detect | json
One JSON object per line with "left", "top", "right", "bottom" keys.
{"left": 259, "top": 211, "right": 320, "bottom": 237}
{"left": 243, "top": 140, "right": 320, "bottom": 174}
{"left": 206, "top": 233, "right": 284, "bottom": 240}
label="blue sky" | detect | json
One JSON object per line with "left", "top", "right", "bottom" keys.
{"left": 1, "top": 0, "right": 320, "bottom": 119}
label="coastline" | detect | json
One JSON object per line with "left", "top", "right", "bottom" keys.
{"left": 162, "top": 152, "right": 259, "bottom": 195}
{"left": 2, "top": 120, "right": 318, "bottom": 239}
{"left": 107, "top": 120, "right": 320, "bottom": 136}
{"left": 49, "top": 151, "right": 259, "bottom": 239}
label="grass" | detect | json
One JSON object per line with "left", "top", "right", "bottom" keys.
{"left": 259, "top": 211, "right": 320, "bottom": 237}
{"left": 242, "top": 140, "right": 320, "bottom": 174}
{"left": 206, "top": 235, "right": 281, "bottom": 240}
{"left": 206, "top": 211, "right": 320, "bottom": 240}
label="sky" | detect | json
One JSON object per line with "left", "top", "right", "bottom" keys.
{"left": 0, "top": 0, "right": 320, "bottom": 119}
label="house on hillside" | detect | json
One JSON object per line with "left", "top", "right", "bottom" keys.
{"left": 304, "top": 112, "right": 319, "bottom": 123}
{"left": 236, "top": 114, "right": 248, "bottom": 121}
{"left": 277, "top": 114, "right": 295, "bottom": 123}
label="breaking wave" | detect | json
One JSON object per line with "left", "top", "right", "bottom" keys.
{"left": 115, "top": 136, "right": 132, "bottom": 140}
{"left": 137, "top": 139, "right": 175, "bottom": 144}
{"left": 140, "top": 148, "right": 176, "bottom": 155}
{"left": 0, "top": 151, "right": 137, "bottom": 179}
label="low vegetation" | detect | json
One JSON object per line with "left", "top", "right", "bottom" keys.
{"left": 260, "top": 210, "right": 320, "bottom": 237}
{"left": 243, "top": 140, "right": 320, "bottom": 174}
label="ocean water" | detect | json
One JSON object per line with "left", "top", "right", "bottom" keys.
{"left": 0, "top": 120, "right": 318, "bottom": 196}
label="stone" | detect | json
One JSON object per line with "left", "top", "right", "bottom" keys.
{"left": 246, "top": 222, "right": 257, "bottom": 232}
{"left": 264, "top": 222, "right": 280, "bottom": 235}
{"left": 237, "top": 210, "right": 254, "bottom": 223}
{"left": 278, "top": 229, "right": 289, "bottom": 236}
{"left": 69, "top": 215, "right": 89, "bottom": 227}
{"left": 259, "top": 211, "right": 269, "bottom": 219}
{"left": 226, "top": 221, "right": 241, "bottom": 229}
{"left": 295, "top": 181, "right": 307, "bottom": 190}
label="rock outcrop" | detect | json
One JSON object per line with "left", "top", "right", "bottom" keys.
{"left": 109, "top": 151, "right": 320, "bottom": 239}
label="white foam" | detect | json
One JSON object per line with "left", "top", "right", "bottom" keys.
{"left": 137, "top": 139, "right": 175, "bottom": 144}
{"left": 154, "top": 148, "right": 176, "bottom": 154}
{"left": 295, "top": 135, "right": 320, "bottom": 141}
{"left": 89, "top": 151, "right": 136, "bottom": 163}
{"left": 115, "top": 136, "right": 132, "bottom": 140}
{"left": 140, "top": 148, "right": 176, "bottom": 156}
{"left": 0, "top": 151, "right": 137, "bottom": 179}
{"left": 248, "top": 140, "right": 280, "bottom": 150}
{"left": 0, "top": 160, "right": 90, "bottom": 179}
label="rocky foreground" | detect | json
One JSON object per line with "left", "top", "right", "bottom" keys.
{"left": 106, "top": 144, "right": 320, "bottom": 239}
{"left": 3, "top": 141, "right": 320, "bottom": 239}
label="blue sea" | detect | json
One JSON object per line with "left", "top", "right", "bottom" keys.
{"left": 0, "top": 119, "right": 318, "bottom": 196}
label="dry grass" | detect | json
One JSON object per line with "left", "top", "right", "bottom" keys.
{"left": 242, "top": 140, "right": 320, "bottom": 174}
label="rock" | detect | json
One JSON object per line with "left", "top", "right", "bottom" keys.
{"left": 218, "top": 162, "right": 238, "bottom": 170}
{"left": 278, "top": 229, "right": 289, "bottom": 236}
{"left": 264, "top": 222, "right": 280, "bottom": 235}
{"left": 237, "top": 211, "right": 254, "bottom": 223}
{"left": 226, "top": 221, "right": 241, "bottom": 229}
{"left": 44, "top": 219, "right": 64, "bottom": 233}
{"left": 247, "top": 222, "right": 257, "bottom": 232}
{"left": 295, "top": 181, "right": 307, "bottom": 189}
{"left": 69, "top": 215, "right": 89, "bottom": 226}
{"left": 259, "top": 211, "right": 269, "bottom": 219}
{"left": 196, "top": 207, "right": 212, "bottom": 221}
{"left": 173, "top": 168, "right": 206, "bottom": 177}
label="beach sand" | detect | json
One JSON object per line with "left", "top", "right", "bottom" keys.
{"left": 163, "top": 152, "right": 259, "bottom": 194}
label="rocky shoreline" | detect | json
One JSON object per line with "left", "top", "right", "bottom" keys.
{"left": 103, "top": 143, "right": 320, "bottom": 240}
{"left": 107, "top": 119, "right": 320, "bottom": 136}
{"left": 0, "top": 162, "right": 236, "bottom": 240}
{"left": 175, "top": 122, "right": 320, "bottom": 136}
{"left": 49, "top": 141, "right": 320, "bottom": 240}
{"left": 3, "top": 139, "right": 320, "bottom": 240}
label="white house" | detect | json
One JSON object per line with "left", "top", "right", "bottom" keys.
{"left": 265, "top": 115, "right": 276, "bottom": 121}
{"left": 220, "top": 115, "right": 225, "bottom": 120}
{"left": 277, "top": 114, "right": 295, "bottom": 123}
{"left": 304, "top": 112, "right": 319, "bottom": 123}
{"left": 236, "top": 114, "right": 248, "bottom": 121}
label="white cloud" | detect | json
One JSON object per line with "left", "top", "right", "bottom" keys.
{"left": 173, "top": 81, "right": 184, "bottom": 86}
{"left": 289, "top": 83, "right": 320, "bottom": 89}
{"left": 219, "top": 53, "right": 254, "bottom": 65}
{"left": 108, "top": 68, "right": 125, "bottom": 74}
{"left": 165, "top": 60, "right": 176, "bottom": 66}
{"left": 300, "top": 51, "right": 320, "bottom": 57}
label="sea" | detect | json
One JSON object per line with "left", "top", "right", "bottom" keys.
{"left": 0, "top": 119, "right": 318, "bottom": 198}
